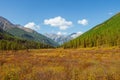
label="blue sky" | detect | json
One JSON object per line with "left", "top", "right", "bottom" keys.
{"left": 0, "top": 0, "right": 120, "bottom": 35}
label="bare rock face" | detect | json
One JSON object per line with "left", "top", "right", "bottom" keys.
{"left": 0, "top": 16, "right": 15, "bottom": 30}
{"left": 44, "top": 33, "right": 82, "bottom": 45}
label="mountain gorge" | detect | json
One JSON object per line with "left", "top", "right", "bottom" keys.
{"left": 62, "top": 13, "right": 120, "bottom": 48}
{"left": 1, "top": 13, "right": 120, "bottom": 49}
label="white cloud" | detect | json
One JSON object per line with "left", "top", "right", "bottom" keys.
{"left": 44, "top": 16, "right": 72, "bottom": 30}
{"left": 78, "top": 19, "right": 88, "bottom": 26}
{"left": 57, "top": 31, "right": 67, "bottom": 35}
{"left": 71, "top": 31, "right": 83, "bottom": 38}
{"left": 24, "top": 22, "right": 40, "bottom": 31}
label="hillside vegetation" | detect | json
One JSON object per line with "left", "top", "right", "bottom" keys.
{"left": 0, "top": 30, "right": 53, "bottom": 50}
{"left": 62, "top": 13, "right": 120, "bottom": 48}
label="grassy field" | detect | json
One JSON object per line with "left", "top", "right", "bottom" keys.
{"left": 0, "top": 47, "right": 120, "bottom": 80}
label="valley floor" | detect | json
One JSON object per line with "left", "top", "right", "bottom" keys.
{"left": 0, "top": 47, "right": 120, "bottom": 80}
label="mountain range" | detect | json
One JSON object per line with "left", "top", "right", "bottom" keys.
{"left": 44, "top": 32, "right": 82, "bottom": 45}
{"left": 0, "top": 16, "right": 58, "bottom": 47}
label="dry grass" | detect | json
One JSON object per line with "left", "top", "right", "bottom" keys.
{"left": 0, "top": 47, "right": 120, "bottom": 80}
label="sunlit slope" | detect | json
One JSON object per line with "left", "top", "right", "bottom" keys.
{"left": 62, "top": 13, "right": 120, "bottom": 48}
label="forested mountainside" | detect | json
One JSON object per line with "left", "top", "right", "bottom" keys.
{"left": 0, "top": 16, "right": 58, "bottom": 47}
{"left": 62, "top": 13, "right": 120, "bottom": 48}
{"left": 0, "top": 22, "right": 54, "bottom": 50}
{"left": 0, "top": 29, "right": 53, "bottom": 50}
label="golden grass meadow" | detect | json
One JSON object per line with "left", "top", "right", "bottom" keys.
{"left": 0, "top": 47, "right": 120, "bottom": 80}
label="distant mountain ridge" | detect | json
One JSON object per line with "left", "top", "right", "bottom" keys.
{"left": 44, "top": 32, "right": 82, "bottom": 44}
{"left": 45, "top": 33, "right": 71, "bottom": 44}
{"left": 62, "top": 13, "right": 120, "bottom": 48}
{"left": 0, "top": 16, "right": 58, "bottom": 47}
